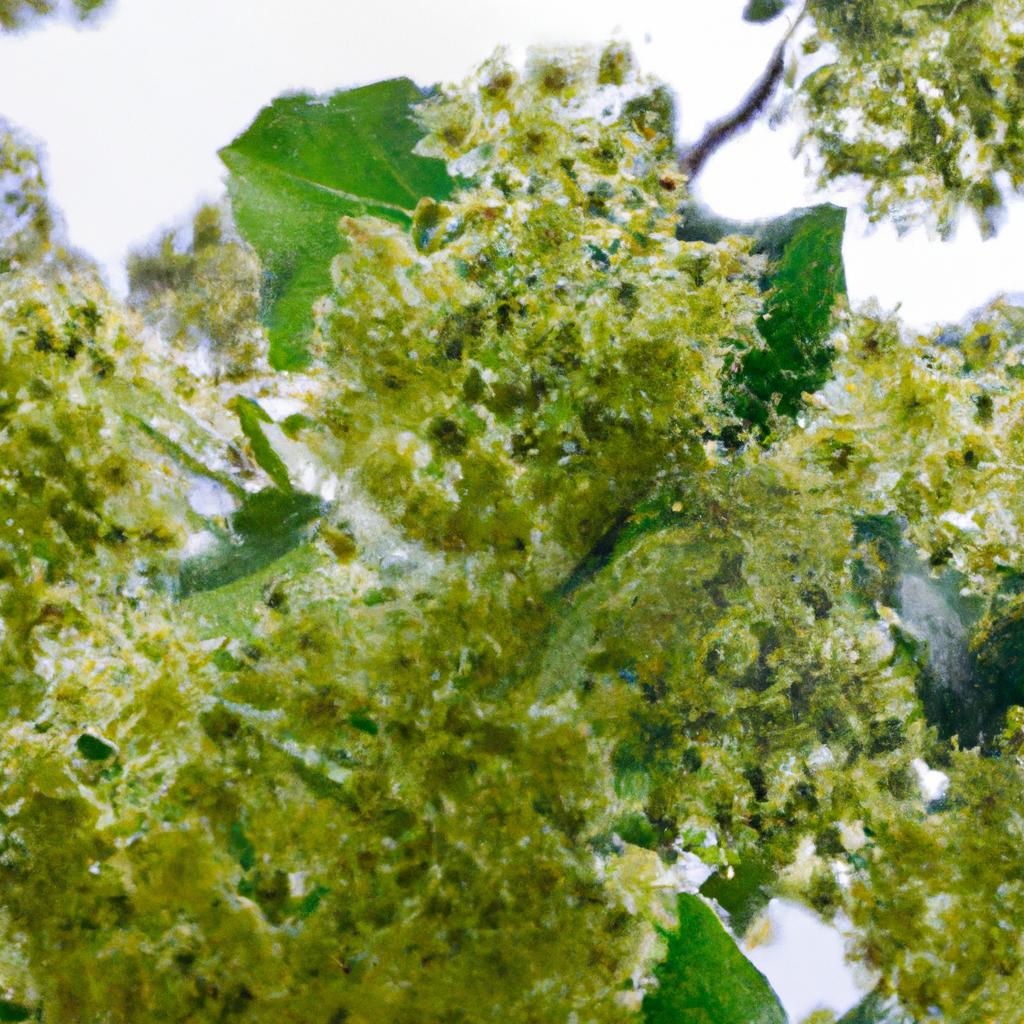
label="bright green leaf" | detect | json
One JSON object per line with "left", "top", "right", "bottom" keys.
{"left": 220, "top": 78, "right": 455, "bottom": 369}
{"left": 643, "top": 894, "right": 786, "bottom": 1024}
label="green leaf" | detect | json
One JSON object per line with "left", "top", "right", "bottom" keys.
{"left": 699, "top": 853, "right": 775, "bottom": 938}
{"left": 182, "top": 543, "right": 323, "bottom": 640}
{"left": 362, "top": 586, "right": 396, "bottom": 607}
{"left": 347, "top": 713, "right": 379, "bottom": 736}
{"left": 280, "top": 412, "right": 319, "bottom": 439}
{"left": 643, "top": 894, "right": 786, "bottom": 1024}
{"left": 741, "top": 204, "right": 847, "bottom": 431}
{"left": 232, "top": 396, "right": 291, "bottom": 491}
{"left": 76, "top": 734, "right": 114, "bottom": 761}
{"left": 743, "top": 0, "right": 789, "bottom": 22}
{"left": 179, "top": 488, "right": 326, "bottom": 596}
{"left": 228, "top": 821, "right": 257, "bottom": 872}
{"left": 680, "top": 202, "right": 847, "bottom": 436}
{"left": 220, "top": 78, "right": 455, "bottom": 369}
{"left": 611, "top": 812, "right": 659, "bottom": 850}
{"left": 0, "top": 1001, "right": 31, "bottom": 1023}
{"left": 296, "top": 884, "right": 330, "bottom": 920}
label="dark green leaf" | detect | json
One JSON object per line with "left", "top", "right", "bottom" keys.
{"left": 76, "top": 734, "right": 114, "bottom": 761}
{"left": 741, "top": 204, "right": 847, "bottom": 431}
{"left": 680, "top": 201, "right": 847, "bottom": 435}
{"left": 643, "top": 894, "right": 786, "bottom": 1024}
{"left": 962, "top": 597, "right": 1024, "bottom": 748}
{"left": 0, "top": 1001, "right": 31, "bottom": 1023}
{"left": 699, "top": 853, "right": 775, "bottom": 938}
{"left": 296, "top": 884, "right": 330, "bottom": 919}
{"left": 232, "top": 396, "right": 292, "bottom": 491}
{"left": 743, "top": 0, "right": 789, "bottom": 22}
{"left": 347, "top": 713, "right": 379, "bottom": 736}
{"left": 228, "top": 821, "right": 257, "bottom": 872}
{"left": 220, "top": 78, "right": 455, "bottom": 369}
{"left": 179, "top": 488, "right": 326, "bottom": 596}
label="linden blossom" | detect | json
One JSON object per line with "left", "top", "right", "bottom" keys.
{"left": 1, "top": 12, "right": 1024, "bottom": 1021}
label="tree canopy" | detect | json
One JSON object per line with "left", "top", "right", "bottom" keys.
{"left": 1, "top": 6, "right": 1024, "bottom": 1023}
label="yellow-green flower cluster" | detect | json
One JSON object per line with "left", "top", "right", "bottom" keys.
{"left": 5, "top": 37, "right": 1024, "bottom": 1024}
{"left": 315, "top": 48, "right": 763, "bottom": 579}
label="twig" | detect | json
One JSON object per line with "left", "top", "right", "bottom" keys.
{"left": 679, "top": 5, "right": 807, "bottom": 183}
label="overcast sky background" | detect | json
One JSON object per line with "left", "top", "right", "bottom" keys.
{"left": 1, "top": 0, "right": 1022, "bottom": 331}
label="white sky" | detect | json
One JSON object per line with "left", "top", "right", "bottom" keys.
{"left": 744, "top": 899, "right": 870, "bottom": 1022}
{"left": 0, "top": 0, "right": 1021, "bottom": 327}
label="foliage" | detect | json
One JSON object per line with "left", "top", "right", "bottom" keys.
{"left": 219, "top": 79, "right": 455, "bottom": 368}
{"left": 2, "top": 14, "right": 1024, "bottom": 1024}
{"left": 849, "top": 753, "right": 1024, "bottom": 1018}
{"left": 310, "top": 49, "right": 762, "bottom": 576}
{"left": 798, "top": 0, "right": 1024, "bottom": 236}
{"left": 680, "top": 201, "right": 847, "bottom": 436}
{"left": 0, "top": 123, "right": 52, "bottom": 272}
{"left": 127, "top": 203, "right": 266, "bottom": 379}
{"left": 642, "top": 894, "right": 785, "bottom": 1023}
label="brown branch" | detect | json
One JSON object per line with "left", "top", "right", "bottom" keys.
{"left": 679, "top": 7, "right": 805, "bottom": 183}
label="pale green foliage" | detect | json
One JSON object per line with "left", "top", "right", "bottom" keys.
{"left": 128, "top": 203, "right": 267, "bottom": 380}
{"left": 800, "top": 0, "right": 1024, "bottom": 235}
{"left": 315, "top": 48, "right": 763, "bottom": 577}
{"left": 0, "top": 47, "right": 762, "bottom": 1022}
{"left": 0, "top": 124, "right": 52, "bottom": 272}
{"left": 0, "top": 258, "right": 226, "bottom": 1017}
{"left": 0, "top": 264, "right": 190, "bottom": 646}
{"left": 781, "top": 298, "right": 1024, "bottom": 593}
{"left": 3, "top": 30, "right": 1024, "bottom": 1024}
{"left": 542, "top": 450, "right": 928, "bottom": 864}
{"left": 850, "top": 752, "right": 1024, "bottom": 1019}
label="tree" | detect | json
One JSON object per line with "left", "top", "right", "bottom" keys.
{"left": 1, "top": 4, "right": 1023, "bottom": 1022}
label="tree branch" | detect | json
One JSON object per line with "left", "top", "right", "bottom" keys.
{"left": 679, "top": 7, "right": 806, "bottom": 183}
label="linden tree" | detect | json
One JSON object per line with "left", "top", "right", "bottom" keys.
{"left": 2, "top": 3, "right": 1024, "bottom": 1022}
